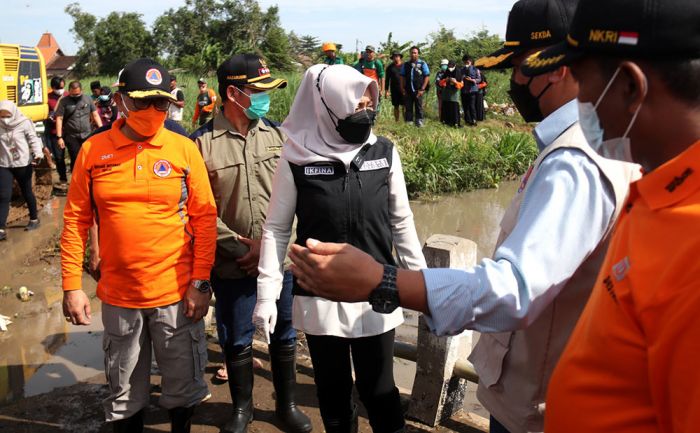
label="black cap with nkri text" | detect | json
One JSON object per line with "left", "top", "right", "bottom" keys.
{"left": 522, "top": 0, "right": 700, "bottom": 76}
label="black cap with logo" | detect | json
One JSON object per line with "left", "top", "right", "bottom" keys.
{"left": 217, "top": 54, "right": 288, "bottom": 91}
{"left": 522, "top": 0, "right": 700, "bottom": 76}
{"left": 115, "top": 58, "right": 175, "bottom": 101}
{"left": 476, "top": 0, "right": 578, "bottom": 70}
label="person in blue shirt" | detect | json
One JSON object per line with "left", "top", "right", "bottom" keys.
{"left": 460, "top": 55, "right": 481, "bottom": 126}
{"left": 399, "top": 46, "right": 430, "bottom": 127}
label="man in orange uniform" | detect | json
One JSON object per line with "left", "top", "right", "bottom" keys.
{"left": 522, "top": 0, "right": 700, "bottom": 431}
{"left": 192, "top": 78, "right": 218, "bottom": 127}
{"left": 61, "top": 58, "right": 217, "bottom": 433}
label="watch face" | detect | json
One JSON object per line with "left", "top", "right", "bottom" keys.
{"left": 370, "top": 288, "right": 399, "bottom": 314}
{"left": 197, "top": 280, "right": 212, "bottom": 293}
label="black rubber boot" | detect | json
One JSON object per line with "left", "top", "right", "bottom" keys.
{"left": 270, "top": 343, "right": 313, "bottom": 433}
{"left": 112, "top": 410, "right": 144, "bottom": 433}
{"left": 222, "top": 345, "right": 254, "bottom": 433}
{"left": 322, "top": 404, "right": 357, "bottom": 433}
{"left": 169, "top": 406, "right": 195, "bottom": 433}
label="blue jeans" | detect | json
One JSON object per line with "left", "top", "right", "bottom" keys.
{"left": 212, "top": 271, "right": 296, "bottom": 355}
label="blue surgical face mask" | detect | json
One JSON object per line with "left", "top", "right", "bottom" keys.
{"left": 577, "top": 66, "right": 643, "bottom": 163}
{"left": 234, "top": 87, "right": 270, "bottom": 120}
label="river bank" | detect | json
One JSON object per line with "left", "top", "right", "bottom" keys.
{"left": 0, "top": 180, "right": 518, "bottom": 432}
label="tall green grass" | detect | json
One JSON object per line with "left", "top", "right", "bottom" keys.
{"left": 80, "top": 70, "right": 535, "bottom": 197}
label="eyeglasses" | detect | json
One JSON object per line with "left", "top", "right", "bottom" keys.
{"left": 130, "top": 97, "right": 171, "bottom": 112}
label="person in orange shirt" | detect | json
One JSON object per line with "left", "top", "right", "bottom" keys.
{"left": 192, "top": 78, "right": 218, "bottom": 127}
{"left": 61, "top": 58, "right": 217, "bottom": 433}
{"left": 521, "top": 0, "right": 700, "bottom": 431}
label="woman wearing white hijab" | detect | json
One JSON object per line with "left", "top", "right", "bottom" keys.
{"left": 0, "top": 100, "right": 43, "bottom": 241}
{"left": 254, "top": 64, "right": 426, "bottom": 433}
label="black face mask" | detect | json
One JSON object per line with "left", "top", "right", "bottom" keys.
{"left": 508, "top": 77, "right": 551, "bottom": 123}
{"left": 70, "top": 95, "right": 82, "bottom": 102}
{"left": 335, "top": 109, "right": 376, "bottom": 144}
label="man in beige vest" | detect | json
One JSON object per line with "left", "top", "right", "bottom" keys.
{"left": 284, "top": 1, "right": 640, "bottom": 432}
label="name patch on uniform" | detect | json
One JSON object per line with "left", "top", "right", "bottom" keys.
{"left": 305, "top": 166, "right": 335, "bottom": 176}
{"left": 360, "top": 158, "right": 389, "bottom": 171}
{"left": 612, "top": 257, "right": 631, "bottom": 282}
{"left": 153, "top": 160, "right": 172, "bottom": 178}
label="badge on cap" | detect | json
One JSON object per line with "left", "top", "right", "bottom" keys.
{"left": 145, "top": 68, "right": 163, "bottom": 85}
{"left": 153, "top": 160, "right": 172, "bottom": 178}
{"left": 258, "top": 59, "right": 270, "bottom": 76}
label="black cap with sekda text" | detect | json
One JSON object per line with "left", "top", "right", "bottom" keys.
{"left": 476, "top": 0, "right": 578, "bottom": 70}
{"left": 217, "top": 54, "right": 287, "bottom": 91}
{"left": 114, "top": 58, "right": 175, "bottom": 101}
{"left": 522, "top": 0, "right": 700, "bottom": 76}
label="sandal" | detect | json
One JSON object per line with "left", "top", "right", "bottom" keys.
{"left": 215, "top": 365, "right": 228, "bottom": 381}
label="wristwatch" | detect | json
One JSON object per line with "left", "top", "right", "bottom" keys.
{"left": 368, "top": 265, "right": 400, "bottom": 314}
{"left": 191, "top": 279, "right": 212, "bottom": 295}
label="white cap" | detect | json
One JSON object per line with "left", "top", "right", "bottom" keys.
{"left": 440, "top": 59, "right": 449, "bottom": 65}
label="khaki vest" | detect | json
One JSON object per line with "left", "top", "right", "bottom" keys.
{"left": 468, "top": 122, "right": 640, "bottom": 433}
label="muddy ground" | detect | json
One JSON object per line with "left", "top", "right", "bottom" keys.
{"left": 0, "top": 177, "right": 489, "bottom": 433}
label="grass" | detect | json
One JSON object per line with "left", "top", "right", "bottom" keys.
{"left": 79, "top": 70, "right": 536, "bottom": 197}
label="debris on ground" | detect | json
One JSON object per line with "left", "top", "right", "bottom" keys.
{"left": 0, "top": 314, "right": 12, "bottom": 331}
{"left": 17, "top": 286, "right": 34, "bottom": 302}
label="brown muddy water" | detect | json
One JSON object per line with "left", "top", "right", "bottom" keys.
{"left": 0, "top": 182, "right": 519, "bottom": 412}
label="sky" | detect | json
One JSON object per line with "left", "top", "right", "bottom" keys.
{"left": 1, "top": 0, "right": 517, "bottom": 55}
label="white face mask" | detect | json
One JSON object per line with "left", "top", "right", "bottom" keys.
{"left": 577, "top": 66, "right": 643, "bottom": 163}
{"left": 0, "top": 118, "right": 10, "bottom": 127}
{"left": 54, "top": 89, "right": 64, "bottom": 96}
{"left": 448, "top": 67, "right": 455, "bottom": 72}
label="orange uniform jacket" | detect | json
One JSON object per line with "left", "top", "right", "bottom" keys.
{"left": 546, "top": 140, "right": 700, "bottom": 433}
{"left": 61, "top": 118, "right": 217, "bottom": 308}
{"left": 192, "top": 88, "right": 217, "bottom": 124}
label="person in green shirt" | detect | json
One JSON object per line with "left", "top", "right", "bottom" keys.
{"left": 322, "top": 42, "right": 344, "bottom": 65}
{"left": 354, "top": 45, "right": 385, "bottom": 92}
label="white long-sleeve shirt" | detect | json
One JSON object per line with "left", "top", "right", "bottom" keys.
{"left": 421, "top": 99, "right": 616, "bottom": 335}
{"left": 258, "top": 145, "right": 427, "bottom": 338}
{"left": 0, "top": 120, "right": 43, "bottom": 168}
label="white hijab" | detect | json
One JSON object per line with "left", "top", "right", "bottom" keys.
{"left": 0, "top": 100, "right": 29, "bottom": 130}
{"left": 281, "top": 64, "right": 379, "bottom": 167}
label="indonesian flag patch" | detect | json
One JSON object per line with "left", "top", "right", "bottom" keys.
{"left": 618, "top": 32, "right": 639, "bottom": 46}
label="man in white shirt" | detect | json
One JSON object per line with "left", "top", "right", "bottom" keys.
{"left": 286, "top": 1, "right": 640, "bottom": 432}
{"left": 168, "top": 74, "right": 185, "bottom": 123}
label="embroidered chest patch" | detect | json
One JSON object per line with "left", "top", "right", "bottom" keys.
{"left": 304, "top": 166, "right": 335, "bottom": 176}
{"left": 153, "top": 160, "right": 172, "bottom": 178}
{"left": 360, "top": 158, "right": 389, "bottom": 171}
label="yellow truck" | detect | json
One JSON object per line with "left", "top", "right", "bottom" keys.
{"left": 0, "top": 44, "right": 48, "bottom": 130}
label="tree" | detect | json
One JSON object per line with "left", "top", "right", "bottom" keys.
{"left": 298, "top": 35, "right": 320, "bottom": 56}
{"left": 462, "top": 28, "right": 503, "bottom": 61}
{"left": 94, "top": 12, "right": 156, "bottom": 75}
{"left": 65, "top": 3, "right": 98, "bottom": 76}
{"left": 261, "top": 26, "right": 294, "bottom": 71}
{"left": 153, "top": 0, "right": 219, "bottom": 63}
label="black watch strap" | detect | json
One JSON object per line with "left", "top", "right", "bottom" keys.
{"left": 368, "top": 265, "right": 399, "bottom": 314}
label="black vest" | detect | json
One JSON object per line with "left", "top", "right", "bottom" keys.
{"left": 289, "top": 137, "right": 396, "bottom": 296}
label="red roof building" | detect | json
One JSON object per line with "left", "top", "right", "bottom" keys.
{"left": 36, "top": 32, "right": 77, "bottom": 78}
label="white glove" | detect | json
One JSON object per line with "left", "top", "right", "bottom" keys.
{"left": 252, "top": 299, "right": 277, "bottom": 344}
